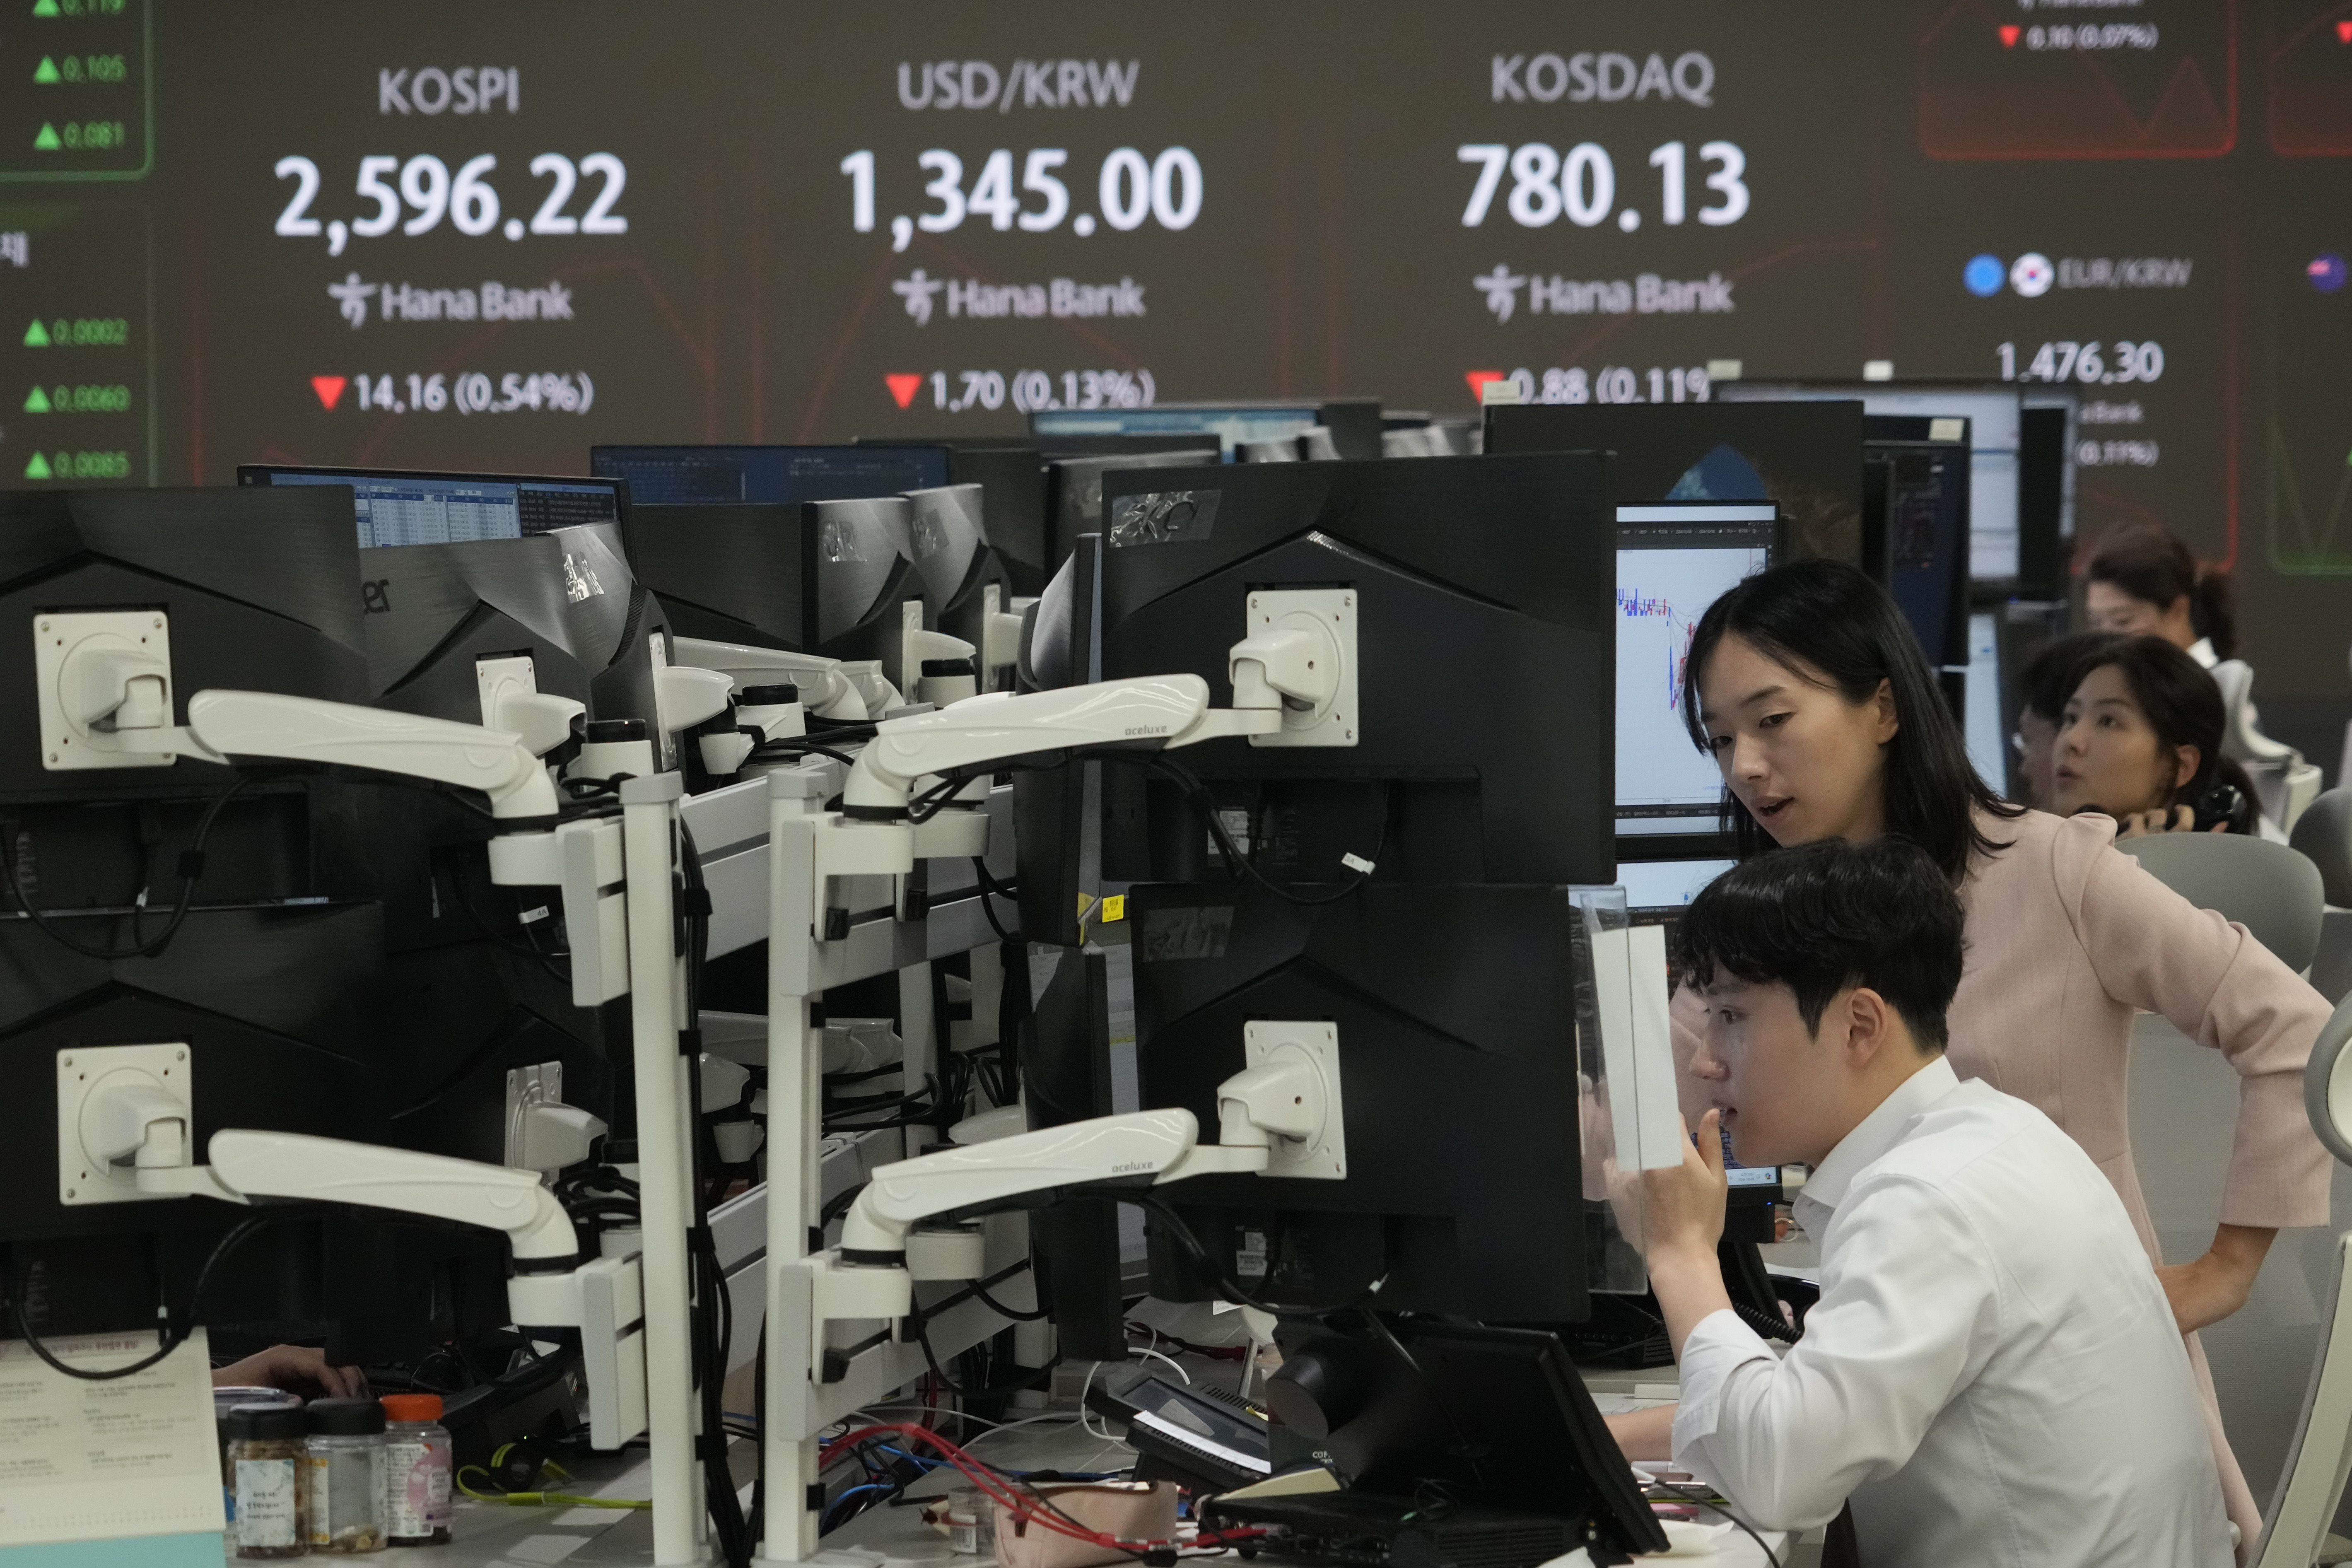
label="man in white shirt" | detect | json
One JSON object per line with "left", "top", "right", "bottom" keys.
{"left": 1611, "top": 837, "right": 2231, "bottom": 1567}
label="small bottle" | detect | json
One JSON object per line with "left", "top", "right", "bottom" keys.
{"left": 378, "top": 1394, "right": 454, "bottom": 1547}
{"left": 304, "top": 1397, "right": 390, "bottom": 1554}
{"left": 228, "top": 1404, "right": 310, "bottom": 1559}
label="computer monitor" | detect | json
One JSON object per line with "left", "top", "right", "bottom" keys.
{"left": 235, "top": 465, "right": 625, "bottom": 548}
{"left": 803, "top": 496, "right": 922, "bottom": 690}
{"left": 237, "top": 466, "right": 671, "bottom": 757}
{"left": 1131, "top": 882, "right": 1593, "bottom": 1320}
{"left": 1862, "top": 418, "right": 1973, "bottom": 670}
{"left": 1047, "top": 448, "right": 1220, "bottom": 572}
{"left": 905, "top": 484, "right": 1019, "bottom": 685}
{"left": 1236, "top": 1319, "right": 1667, "bottom": 1559}
{"left": 932, "top": 446, "right": 1052, "bottom": 596}
{"left": 2017, "top": 393, "right": 2077, "bottom": 601}
{"left": 1098, "top": 454, "right": 1616, "bottom": 888}
{"left": 1962, "top": 610, "right": 2009, "bottom": 800}
{"left": 1484, "top": 400, "right": 1866, "bottom": 565}
{"left": 1614, "top": 503, "right": 1777, "bottom": 850}
{"left": 1032, "top": 399, "right": 1383, "bottom": 461}
{"left": 586, "top": 443, "right": 948, "bottom": 507}
{"left": 230, "top": 475, "right": 639, "bottom": 1151}
{"left": 1718, "top": 380, "right": 2025, "bottom": 582}
{"left": 1615, "top": 855, "right": 1737, "bottom": 920}
{"left": 0, "top": 487, "right": 515, "bottom": 1368}
{"left": 621, "top": 502, "right": 801, "bottom": 649}
{"left": 860, "top": 437, "right": 1232, "bottom": 594}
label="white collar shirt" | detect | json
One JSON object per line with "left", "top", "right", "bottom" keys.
{"left": 1670, "top": 1056, "right": 2232, "bottom": 1568}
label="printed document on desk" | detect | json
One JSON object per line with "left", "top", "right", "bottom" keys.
{"left": 0, "top": 1328, "right": 225, "bottom": 1547}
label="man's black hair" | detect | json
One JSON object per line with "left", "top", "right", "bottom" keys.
{"left": 1677, "top": 837, "right": 1964, "bottom": 1052}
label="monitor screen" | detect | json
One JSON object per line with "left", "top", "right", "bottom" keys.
{"left": 588, "top": 444, "right": 948, "bottom": 505}
{"left": 1484, "top": 401, "right": 1863, "bottom": 566}
{"left": 1615, "top": 503, "right": 1776, "bottom": 840}
{"left": 1720, "top": 381, "right": 2024, "bottom": 581}
{"left": 1031, "top": 404, "right": 1317, "bottom": 458}
{"left": 240, "top": 466, "right": 624, "bottom": 549}
{"left": 1615, "top": 855, "right": 1736, "bottom": 914}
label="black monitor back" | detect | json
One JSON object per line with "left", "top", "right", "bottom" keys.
{"left": 1098, "top": 455, "right": 1614, "bottom": 888}
{"left": 804, "top": 497, "right": 922, "bottom": 686}
{"left": 1485, "top": 400, "right": 1863, "bottom": 565}
{"left": 2017, "top": 404, "right": 2070, "bottom": 601}
{"left": 1047, "top": 448, "right": 1221, "bottom": 572}
{"left": 859, "top": 442, "right": 1057, "bottom": 596}
{"left": 907, "top": 484, "right": 1018, "bottom": 679}
{"left": 1132, "top": 882, "right": 1585, "bottom": 1321}
{"left": 359, "top": 522, "right": 642, "bottom": 714}
{"left": 0, "top": 490, "right": 474, "bottom": 1362}
{"left": 622, "top": 502, "right": 802, "bottom": 650}
{"left": 0, "top": 487, "right": 370, "bottom": 803}
{"left": 1865, "top": 435, "right": 1972, "bottom": 669}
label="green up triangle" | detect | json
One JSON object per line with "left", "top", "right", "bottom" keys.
{"left": 33, "top": 56, "right": 58, "bottom": 84}
{"left": 31, "top": 0, "right": 59, "bottom": 15}
{"left": 32, "top": 123, "right": 60, "bottom": 152}
{"left": 22, "top": 318, "right": 49, "bottom": 347}
{"left": 23, "top": 452, "right": 53, "bottom": 480}
{"left": 22, "top": 386, "right": 50, "bottom": 414}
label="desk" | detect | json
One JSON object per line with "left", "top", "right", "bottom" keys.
{"left": 413, "top": 1375, "right": 1803, "bottom": 1568}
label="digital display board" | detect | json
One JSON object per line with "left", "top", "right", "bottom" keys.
{"left": 0, "top": 0, "right": 2347, "bottom": 699}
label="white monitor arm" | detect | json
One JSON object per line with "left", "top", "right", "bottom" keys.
{"left": 839, "top": 630, "right": 1337, "bottom": 815}
{"left": 670, "top": 637, "right": 872, "bottom": 721}
{"left": 65, "top": 671, "right": 559, "bottom": 821}
{"left": 129, "top": 1128, "right": 589, "bottom": 1329}
{"left": 817, "top": 1049, "right": 1336, "bottom": 1329}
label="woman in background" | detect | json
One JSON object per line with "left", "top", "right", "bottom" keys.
{"left": 1671, "top": 558, "right": 2329, "bottom": 1555}
{"left": 2083, "top": 522, "right": 2235, "bottom": 668}
{"left": 2011, "top": 630, "right": 2121, "bottom": 811}
{"left": 2051, "top": 636, "right": 2265, "bottom": 839}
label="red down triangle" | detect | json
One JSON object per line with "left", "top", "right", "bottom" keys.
{"left": 884, "top": 373, "right": 923, "bottom": 410}
{"left": 2337, "top": 19, "right": 2352, "bottom": 42}
{"left": 311, "top": 375, "right": 347, "bottom": 410}
{"left": 1998, "top": 24, "right": 2020, "bottom": 47}
{"left": 1464, "top": 370, "right": 1506, "bottom": 403}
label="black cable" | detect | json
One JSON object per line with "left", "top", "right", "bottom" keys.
{"left": 967, "top": 1274, "right": 1051, "bottom": 1322}
{"left": 1645, "top": 1481, "right": 1782, "bottom": 1568}
{"left": 914, "top": 1316, "right": 1057, "bottom": 1400}
{"left": 2, "top": 774, "right": 255, "bottom": 961}
{"left": 1122, "top": 1192, "right": 1387, "bottom": 1316}
{"left": 970, "top": 857, "right": 1020, "bottom": 942}
{"left": 4, "top": 1209, "right": 308, "bottom": 1381}
{"left": 747, "top": 1319, "right": 767, "bottom": 1551}
{"left": 1732, "top": 1299, "right": 1799, "bottom": 1344}
{"left": 1104, "top": 753, "right": 1388, "bottom": 907}
{"left": 677, "top": 821, "right": 752, "bottom": 1568}
{"left": 749, "top": 741, "right": 858, "bottom": 767}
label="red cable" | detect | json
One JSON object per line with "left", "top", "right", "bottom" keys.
{"left": 819, "top": 1422, "right": 1267, "bottom": 1553}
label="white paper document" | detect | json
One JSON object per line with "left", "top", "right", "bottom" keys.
{"left": 0, "top": 1327, "right": 226, "bottom": 1546}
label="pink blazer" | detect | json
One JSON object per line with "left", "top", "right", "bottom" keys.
{"left": 1672, "top": 807, "right": 2333, "bottom": 1246}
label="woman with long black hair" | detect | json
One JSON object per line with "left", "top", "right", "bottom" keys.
{"left": 2051, "top": 635, "right": 2266, "bottom": 839}
{"left": 1666, "top": 558, "right": 2328, "bottom": 1555}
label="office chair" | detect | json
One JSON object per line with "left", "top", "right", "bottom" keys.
{"left": 2217, "top": 659, "right": 2323, "bottom": 833}
{"left": 2116, "top": 832, "right": 2326, "bottom": 975}
{"left": 2252, "top": 998, "right": 2352, "bottom": 1566}
{"left": 2293, "top": 790, "right": 2352, "bottom": 1003}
